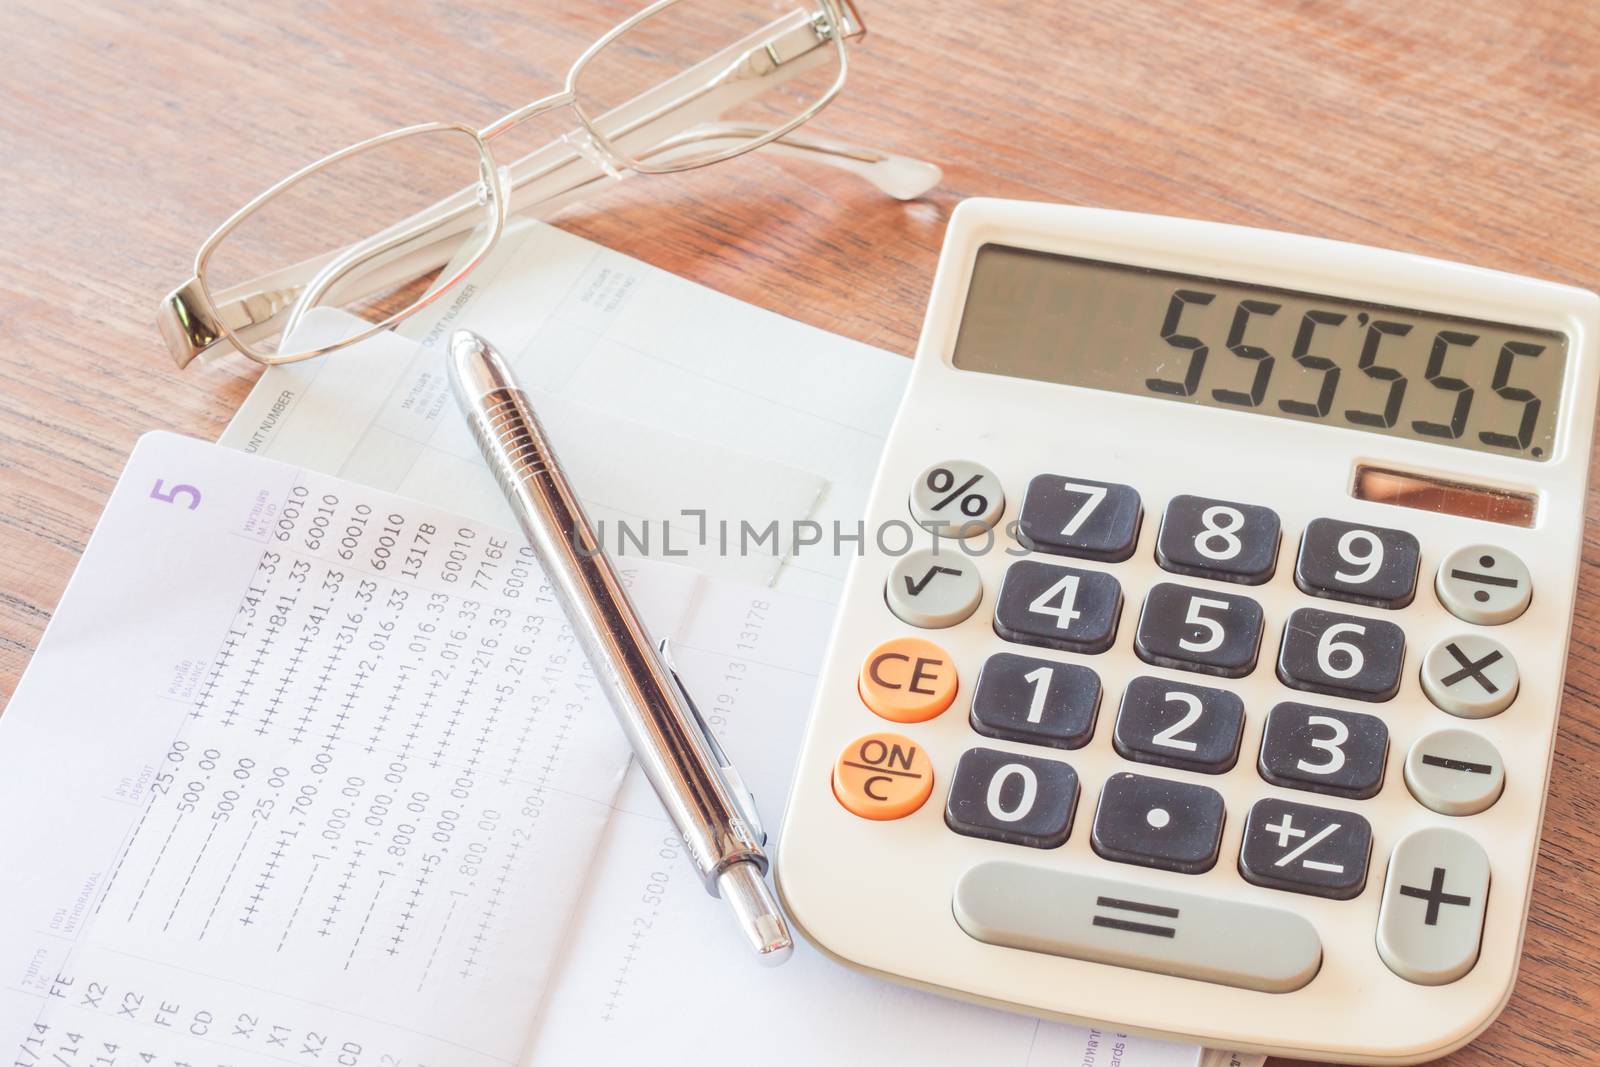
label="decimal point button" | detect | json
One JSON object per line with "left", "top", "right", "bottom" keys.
{"left": 833, "top": 733, "right": 935, "bottom": 820}
{"left": 858, "top": 636, "right": 959, "bottom": 722}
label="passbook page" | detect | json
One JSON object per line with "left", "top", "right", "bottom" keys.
{"left": 1, "top": 433, "right": 697, "bottom": 1067}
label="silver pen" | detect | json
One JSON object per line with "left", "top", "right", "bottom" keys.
{"left": 446, "top": 329, "right": 793, "bottom": 965}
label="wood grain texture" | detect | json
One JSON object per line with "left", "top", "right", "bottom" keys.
{"left": 0, "top": 1, "right": 1596, "bottom": 1062}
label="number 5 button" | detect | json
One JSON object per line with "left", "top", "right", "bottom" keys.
{"left": 1134, "top": 583, "right": 1264, "bottom": 678}
{"left": 1295, "top": 518, "right": 1420, "bottom": 609}
{"left": 1277, "top": 607, "right": 1405, "bottom": 702}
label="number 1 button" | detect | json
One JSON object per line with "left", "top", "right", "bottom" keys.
{"left": 1017, "top": 475, "right": 1142, "bottom": 562}
{"left": 1156, "top": 495, "right": 1281, "bottom": 585}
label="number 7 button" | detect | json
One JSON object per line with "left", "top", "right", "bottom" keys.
{"left": 1017, "top": 475, "right": 1143, "bottom": 562}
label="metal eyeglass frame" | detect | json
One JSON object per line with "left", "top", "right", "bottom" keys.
{"left": 159, "top": 0, "right": 940, "bottom": 370}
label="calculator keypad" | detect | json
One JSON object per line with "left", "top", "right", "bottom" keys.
{"left": 1112, "top": 676, "right": 1244, "bottom": 774}
{"left": 1294, "top": 518, "right": 1420, "bottom": 608}
{"left": 1017, "top": 475, "right": 1143, "bottom": 562}
{"left": 970, "top": 652, "right": 1100, "bottom": 749}
{"left": 1155, "top": 495, "right": 1281, "bottom": 585}
{"left": 1133, "top": 582, "right": 1263, "bottom": 677}
{"left": 1258, "top": 702, "right": 1389, "bottom": 799}
{"left": 945, "top": 747, "right": 1080, "bottom": 849}
{"left": 1090, "top": 771, "right": 1225, "bottom": 874}
{"left": 993, "top": 560, "right": 1122, "bottom": 654}
{"left": 1238, "top": 797, "right": 1372, "bottom": 900}
{"left": 1276, "top": 607, "right": 1405, "bottom": 702}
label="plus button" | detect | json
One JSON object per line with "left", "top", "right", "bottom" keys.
{"left": 1398, "top": 865, "right": 1473, "bottom": 926}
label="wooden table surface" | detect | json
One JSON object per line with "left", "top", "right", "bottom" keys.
{"left": 1, "top": 1, "right": 1596, "bottom": 1062}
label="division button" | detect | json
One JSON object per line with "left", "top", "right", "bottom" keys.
{"left": 1435, "top": 544, "right": 1532, "bottom": 625}
{"left": 1376, "top": 827, "right": 1490, "bottom": 985}
{"left": 1276, "top": 606, "right": 1406, "bottom": 702}
{"left": 952, "top": 861, "right": 1322, "bottom": 993}
{"left": 1238, "top": 797, "right": 1372, "bottom": 899}
{"left": 832, "top": 732, "right": 935, "bottom": 820}
{"left": 909, "top": 460, "right": 1006, "bottom": 537}
{"left": 1405, "top": 728, "right": 1506, "bottom": 816}
{"left": 1016, "top": 474, "right": 1143, "bottom": 562}
{"left": 857, "top": 636, "right": 959, "bottom": 723}
{"left": 885, "top": 548, "right": 983, "bottom": 628}
{"left": 1420, "top": 634, "right": 1519, "bottom": 719}
{"left": 1090, "top": 772, "right": 1225, "bottom": 874}
{"left": 944, "top": 747, "right": 1080, "bottom": 849}
{"left": 969, "top": 652, "right": 1101, "bottom": 749}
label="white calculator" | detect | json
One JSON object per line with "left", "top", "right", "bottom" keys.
{"left": 775, "top": 199, "right": 1600, "bottom": 1063}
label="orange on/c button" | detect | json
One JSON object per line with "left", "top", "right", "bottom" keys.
{"left": 833, "top": 732, "right": 935, "bottom": 820}
{"left": 858, "top": 636, "right": 959, "bottom": 723}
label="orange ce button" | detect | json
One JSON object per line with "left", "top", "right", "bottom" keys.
{"left": 858, "top": 636, "right": 958, "bottom": 723}
{"left": 833, "top": 732, "right": 935, "bottom": 820}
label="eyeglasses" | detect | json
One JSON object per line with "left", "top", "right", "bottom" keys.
{"left": 158, "top": 0, "right": 939, "bottom": 369}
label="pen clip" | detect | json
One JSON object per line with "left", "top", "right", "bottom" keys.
{"left": 657, "top": 637, "right": 767, "bottom": 846}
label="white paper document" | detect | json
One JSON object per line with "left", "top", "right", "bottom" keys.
{"left": 221, "top": 220, "right": 912, "bottom": 600}
{"left": 0, "top": 435, "right": 1249, "bottom": 1067}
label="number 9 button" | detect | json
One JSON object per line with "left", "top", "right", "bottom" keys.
{"left": 1295, "top": 518, "right": 1420, "bottom": 609}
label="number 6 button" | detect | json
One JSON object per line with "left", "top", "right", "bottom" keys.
{"left": 1277, "top": 607, "right": 1405, "bottom": 702}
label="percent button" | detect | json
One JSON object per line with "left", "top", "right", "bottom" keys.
{"left": 909, "top": 460, "right": 1005, "bottom": 538}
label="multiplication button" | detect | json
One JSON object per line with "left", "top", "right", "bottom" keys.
{"left": 1420, "top": 634, "right": 1518, "bottom": 718}
{"left": 885, "top": 548, "right": 982, "bottom": 628}
{"left": 1017, "top": 475, "right": 1143, "bottom": 562}
{"left": 1436, "top": 544, "right": 1531, "bottom": 625}
{"left": 910, "top": 460, "right": 1005, "bottom": 537}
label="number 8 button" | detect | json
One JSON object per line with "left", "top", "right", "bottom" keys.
{"left": 1156, "top": 494, "right": 1281, "bottom": 585}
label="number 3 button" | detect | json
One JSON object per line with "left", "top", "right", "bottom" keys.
{"left": 1258, "top": 702, "right": 1389, "bottom": 799}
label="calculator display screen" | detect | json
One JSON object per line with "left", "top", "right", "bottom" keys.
{"left": 951, "top": 244, "right": 1569, "bottom": 460}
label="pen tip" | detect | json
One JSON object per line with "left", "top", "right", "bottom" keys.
{"left": 717, "top": 862, "right": 794, "bottom": 966}
{"left": 447, "top": 330, "right": 514, "bottom": 401}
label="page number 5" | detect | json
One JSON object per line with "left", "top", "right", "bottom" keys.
{"left": 150, "top": 478, "right": 202, "bottom": 510}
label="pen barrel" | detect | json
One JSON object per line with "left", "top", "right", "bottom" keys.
{"left": 465, "top": 383, "right": 766, "bottom": 892}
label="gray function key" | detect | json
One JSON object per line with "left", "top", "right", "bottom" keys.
{"left": 1420, "top": 634, "right": 1519, "bottom": 719}
{"left": 885, "top": 548, "right": 983, "bottom": 629}
{"left": 953, "top": 861, "right": 1322, "bottom": 994}
{"left": 1017, "top": 475, "right": 1143, "bottom": 562}
{"left": 993, "top": 560, "right": 1123, "bottom": 655}
{"left": 1295, "top": 518, "right": 1420, "bottom": 609}
{"left": 970, "top": 652, "right": 1101, "bottom": 749}
{"left": 1155, "top": 495, "right": 1281, "bottom": 585}
{"left": 945, "top": 747, "right": 1080, "bottom": 849}
{"left": 910, "top": 460, "right": 1006, "bottom": 538}
{"left": 1258, "top": 702, "right": 1388, "bottom": 799}
{"left": 1404, "top": 728, "right": 1505, "bottom": 816}
{"left": 1277, "top": 607, "right": 1405, "bottom": 702}
{"left": 1436, "top": 544, "right": 1532, "bottom": 625}
{"left": 1134, "top": 582, "right": 1263, "bottom": 678}
{"left": 1112, "top": 676, "right": 1244, "bottom": 775}
{"left": 1090, "top": 772, "right": 1225, "bottom": 874}
{"left": 1377, "top": 827, "right": 1490, "bottom": 985}
{"left": 1238, "top": 797, "right": 1372, "bottom": 900}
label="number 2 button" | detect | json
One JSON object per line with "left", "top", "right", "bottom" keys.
{"left": 1134, "top": 583, "right": 1264, "bottom": 678}
{"left": 1277, "top": 607, "right": 1405, "bottom": 702}
{"left": 1259, "top": 702, "right": 1389, "bottom": 799}
{"left": 1113, "top": 677, "right": 1245, "bottom": 774}
{"left": 1156, "top": 495, "right": 1281, "bottom": 585}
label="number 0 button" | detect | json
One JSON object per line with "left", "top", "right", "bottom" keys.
{"left": 1156, "top": 495, "right": 1281, "bottom": 585}
{"left": 945, "top": 748, "right": 1080, "bottom": 849}
{"left": 1277, "top": 607, "right": 1405, "bottom": 702}
{"left": 910, "top": 460, "right": 1005, "bottom": 537}
{"left": 993, "top": 560, "right": 1123, "bottom": 655}
{"left": 1134, "top": 583, "right": 1263, "bottom": 678}
{"left": 1258, "top": 702, "right": 1388, "bottom": 799}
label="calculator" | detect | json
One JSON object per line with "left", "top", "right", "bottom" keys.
{"left": 775, "top": 199, "right": 1600, "bottom": 1063}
